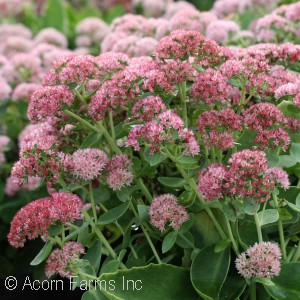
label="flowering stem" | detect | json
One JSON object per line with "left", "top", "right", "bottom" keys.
{"left": 225, "top": 218, "right": 239, "bottom": 255}
{"left": 272, "top": 191, "right": 287, "bottom": 261}
{"left": 178, "top": 82, "right": 188, "bottom": 127}
{"left": 250, "top": 282, "right": 256, "bottom": 300}
{"left": 74, "top": 88, "right": 88, "bottom": 111}
{"left": 287, "top": 247, "right": 296, "bottom": 262}
{"left": 164, "top": 148, "right": 226, "bottom": 239}
{"left": 210, "top": 147, "right": 216, "bottom": 163}
{"left": 108, "top": 111, "right": 116, "bottom": 140}
{"left": 65, "top": 110, "right": 102, "bottom": 133}
{"left": 136, "top": 178, "right": 152, "bottom": 203}
{"left": 89, "top": 182, "right": 97, "bottom": 221}
{"left": 97, "top": 121, "right": 122, "bottom": 154}
{"left": 82, "top": 210, "right": 127, "bottom": 269}
{"left": 237, "top": 86, "right": 246, "bottom": 114}
{"left": 253, "top": 212, "right": 263, "bottom": 243}
{"left": 129, "top": 202, "right": 162, "bottom": 264}
{"left": 292, "top": 240, "right": 300, "bottom": 262}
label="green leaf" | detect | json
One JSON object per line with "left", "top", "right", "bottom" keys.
{"left": 278, "top": 100, "right": 300, "bottom": 120}
{"left": 162, "top": 231, "right": 177, "bottom": 253}
{"left": 93, "top": 187, "right": 110, "bottom": 203}
{"left": 243, "top": 198, "right": 260, "bottom": 215}
{"left": 47, "top": 224, "right": 62, "bottom": 236}
{"left": 178, "top": 155, "right": 201, "bottom": 169}
{"left": 214, "top": 239, "right": 231, "bottom": 253}
{"left": 84, "top": 241, "right": 102, "bottom": 274}
{"left": 278, "top": 156, "right": 297, "bottom": 168}
{"left": 98, "top": 201, "right": 130, "bottom": 225}
{"left": 80, "top": 133, "right": 101, "bottom": 149}
{"left": 290, "top": 143, "right": 300, "bottom": 161}
{"left": 137, "top": 205, "right": 149, "bottom": 225}
{"left": 286, "top": 202, "right": 300, "bottom": 213}
{"left": 116, "top": 187, "right": 129, "bottom": 202}
{"left": 82, "top": 289, "right": 108, "bottom": 300}
{"left": 30, "top": 241, "right": 53, "bottom": 266}
{"left": 264, "top": 262, "right": 300, "bottom": 300}
{"left": 191, "top": 243, "right": 231, "bottom": 300}
{"left": 267, "top": 150, "right": 280, "bottom": 167}
{"left": 296, "top": 194, "right": 300, "bottom": 207}
{"left": 43, "top": 0, "right": 68, "bottom": 34}
{"left": 101, "top": 259, "right": 120, "bottom": 274}
{"left": 219, "top": 276, "right": 246, "bottom": 300}
{"left": 100, "top": 263, "right": 198, "bottom": 300}
{"left": 144, "top": 149, "right": 167, "bottom": 166}
{"left": 158, "top": 177, "right": 187, "bottom": 188}
{"left": 176, "top": 231, "right": 195, "bottom": 249}
{"left": 258, "top": 209, "right": 279, "bottom": 226}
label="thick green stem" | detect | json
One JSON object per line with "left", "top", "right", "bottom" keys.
{"left": 292, "top": 240, "right": 300, "bottom": 262}
{"left": 254, "top": 212, "right": 263, "bottom": 243}
{"left": 178, "top": 82, "right": 188, "bottom": 127}
{"left": 109, "top": 111, "right": 116, "bottom": 140}
{"left": 65, "top": 110, "right": 101, "bottom": 133}
{"left": 89, "top": 182, "right": 97, "bottom": 221}
{"left": 250, "top": 282, "right": 256, "bottom": 300}
{"left": 97, "top": 121, "right": 122, "bottom": 154}
{"left": 225, "top": 218, "right": 239, "bottom": 255}
{"left": 83, "top": 210, "right": 127, "bottom": 269}
{"left": 130, "top": 202, "right": 162, "bottom": 264}
{"left": 74, "top": 88, "right": 88, "bottom": 111}
{"left": 237, "top": 86, "right": 246, "bottom": 114}
{"left": 136, "top": 178, "right": 152, "bottom": 203}
{"left": 273, "top": 192, "right": 287, "bottom": 261}
{"left": 165, "top": 148, "right": 226, "bottom": 239}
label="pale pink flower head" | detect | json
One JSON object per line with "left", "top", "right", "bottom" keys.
{"left": 131, "top": 96, "right": 167, "bottom": 122}
{"left": 0, "top": 135, "right": 10, "bottom": 150}
{"left": 0, "top": 76, "right": 12, "bottom": 101}
{"left": 76, "top": 17, "right": 110, "bottom": 48}
{"left": 34, "top": 28, "right": 68, "bottom": 48}
{"left": 28, "top": 85, "right": 74, "bottom": 123}
{"left": 265, "top": 167, "right": 290, "bottom": 190}
{"left": 235, "top": 242, "right": 281, "bottom": 279}
{"left": 107, "top": 169, "right": 134, "bottom": 191}
{"left": 5, "top": 175, "right": 41, "bottom": 197}
{"left": 95, "top": 52, "right": 129, "bottom": 76}
{"left": 12, "top": 83, "right": 41, "bottom": 102}
{"left": 107, "top": 154, "right": 132, "bottom": 172}
{"left": 45, "top": 242, "right": 85, "bottom": 278}
{"left": 148, "top": 194, "right": 189, "bottom": 232}
{"left": 11, "top": 53, "right": 41, "bottom": 83}
{"left": 198, "top": 163, "right": 227, "bottom": 201}
{"left": 69, "top": 148, "right": 109, "bottom": 180}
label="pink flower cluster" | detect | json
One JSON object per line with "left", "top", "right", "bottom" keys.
{"left": 198, "top": 150, "right": 290, "bottom": 202}
{"left": 235, "top": 242, "right": 281, "bottom": 279}
{"left": 126, "top": 110, "right": 199, "bottom": 155}
{"left": 148, "top": 194, "right": 189, "bottom": 232}
{"left": 45, "top": 242, "right": 85, "bottom": 278}
{"left": 8, "top": 192, "right": 83, "bottom": 248}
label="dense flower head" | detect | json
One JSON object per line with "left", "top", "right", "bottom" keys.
{"left": 107, "top": 154, "right": 132, "bottom": 172}
{"left": 75, "top": 17, "right": 109, "bottom": 48}
{"left": 190, "top": 69, "right": 237, "bottom": 105}
{"left": 275, "top": 83, "right": 299, "bottom": 99}
{"left": 95, "top": 52, "right": 129, "bottom": 76}
{"left": 34, "top": 28, "right": 68, "bottom": 48}
{"left": 0, "top": 76, "right": 12, "bottom": 101}
{"left": 265, "top": 167, "right": 290, "bottom": 190}
{"left": 225, "top": 150, "right": 277, "bottom": 201}
{"left": 198, "top": 163, "right": 227, "bottom": 200}
{"left": 5, "top": 176, "right": 41, "bottom": 197}
{"left": 7, "top": 193, "right": 83, "bottom": 248}
{"left": 28, "top": 85, "right": 74, "bottom": 123}
{"left": 155, "top": 29, "right": 206, "bottom": 60}
{"left": 255, "top": 128, "right": 290, "bottom": 151}
{"left": 235, "top": 242, "right": 281, "bottom": 279}
{"left": 107, "top": 168, "right": 134, "bottom": 190}
{"left": 243, "top": 103, "right": 287, "bottom": 131}
{"left": 67, "top": 148, "right": 110, "bottom": 180}
{"left": 12, "top": 83, "right": 41, "bottom": 101}
{"left": 45, "top": 242, "right": 85, "bottom": 278}
{"left": 131, "top": 96, "right": 166, "bottom": 122}
{"left": 148, "top": 194, "right": 189, "bottom": 232}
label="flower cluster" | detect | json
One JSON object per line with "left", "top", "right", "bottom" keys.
{"left": 235, "top": 242, "right": 281, "bottom": 279}
{"left": 45, "top": 242, "right": 85, "bottom": 278}
{"left": 8, "top": 193, "right": 83, "bottom": 248}
{"left": 148, "top": 194, "right": 189, "bottom": 232}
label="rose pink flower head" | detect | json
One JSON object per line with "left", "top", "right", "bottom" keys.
{"left": 107, "top": 168, "right": 134, "bottom": 190}
{"left": 148, "top": 194, "right": 189, "bottom": 232}
{"left": 28, "top": 85, "right": 74, "bottom": 123}
{"left": 69, "top": 148, "right": 109, "bottom": 180}
{"left": 7, "top": 193, "right": 83, "bottom": 248}
{"left": 131, "top": 96, "right": 167, "bottom": 122}
{"left": 265, "top": 167, "right": 290, "bottom": 190}
{"left": 198, "top": 163, "right": 227, "bottom": 200}
{"left": 45, "top": 242, "right": 85, "bottom": 278}
{"left": 235, "top": 242, "right": 281, "bottom": 279}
